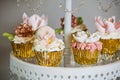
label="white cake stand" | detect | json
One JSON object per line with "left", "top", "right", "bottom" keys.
{"left": 10, "top": 51, "right": 120, "bottom": 80}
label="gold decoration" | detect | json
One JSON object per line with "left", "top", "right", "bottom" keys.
{"left": 15, "top": 24, "right": 33, "bottom": 37}
{"left": 119, "top": 39, "right": 120, "bottom": 50}
{"left": 35, "top": 51, "right": 63, "bottom": 66}
{"left": 72, "top": 48, "right": 100, "bottom": 65}
{"left": 11, "top": 41, "right": 35, "bottom": 58}
{"left": 100, "top": 39, "right": 119, "bottom": 55}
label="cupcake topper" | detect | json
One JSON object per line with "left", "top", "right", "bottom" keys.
{"left": 23, "top": 13, "right": 29, "bottom": 24}
{"left": 29, "top": 14, "right": 41, "bottom": 31}
{"left": 60, "top": 15, "right": 83, "bottom": 28}
{"left": 22, "top": 13, "right": 48, "bottom": 31}
{"left": 40, "top": 14, "right": 48, "bottom": 27}
{"left": 15, "top": 24, "right": 33, "bottom": 37}
{"left": 72, "top": 32, "right": 102, "bottom": 53}
{"left": 35, "top": 26, "right": 56, "bottom": 46}
{"left": 95, "top": 16, "right": 120, "bottom": 33}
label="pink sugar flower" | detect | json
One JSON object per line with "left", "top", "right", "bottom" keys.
{"left": 115, "top": 22, "right": 120, "bottom": 33}
{"left": 95, "top": 16, "right": 120, "bottom": 33}
{"left": 39, "top": 39, "right": 48, "bottom": 48}
{"left": 36, "top": 26, "right": 56, "bottom": 45}
{"left": 22, "top": 13, "right": 29, "bottom": 24}
{"left": 95, "top": 16, "right": 106, "bottom": 33}
{"left": 22, "top": 13, "right": 48, "bottom": 31}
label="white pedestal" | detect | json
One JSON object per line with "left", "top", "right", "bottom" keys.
{"left": 10, "top": 51, "right": 120, "bottom": 80}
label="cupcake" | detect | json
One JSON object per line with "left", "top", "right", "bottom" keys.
{"left": 95, "top": 16, "right": 120, "bottom": 55}
{"left": 3, "top": 13, "right": 48, "bottom": 59}
{"left": 70, "top": 23, "right": 89, "bottom": 43}
{"left": 55, "top": 15, "right": 89, "bottom": 42}
{"left": 11, "top": 23, "right": 35, "bottom": 58}
{"left": 71, "top": 31, "right": 102, "bottom": 65}
{"left": 118, "top": 29, "right": 120, "bottom": 50}
{"left": 33, "top": 26, "right": 65, "bottom": 66}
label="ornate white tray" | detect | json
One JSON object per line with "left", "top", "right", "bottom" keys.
{"left": 10, "top": 51, "right": 120, "bottom": 80}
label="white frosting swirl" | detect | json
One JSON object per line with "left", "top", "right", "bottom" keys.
{"left": 13, "top": 36, "right": 33, "bottom": 43}
{"left": 71, "top": 24, "right": 87, "bottom": 33}
{"left": 96, "top": 31, "right": 120, "bottom": 39}
{"left": 33, "top": 38, "right": 65, "bottom": 52}
{"left": 86, "top": 32, "right": 101, "bottom": 43}
{"left": 73, "top": 31, "right": 101, "bottom": 43}
{"left": 73, "top": 31, "right": 87, "bottom": 43}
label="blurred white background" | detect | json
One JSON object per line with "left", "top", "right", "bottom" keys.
{"left": 0, "top": 0, "right": 120, "bottom": 80}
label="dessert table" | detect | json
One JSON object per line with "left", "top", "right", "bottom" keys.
{"left": 10, "top": 51, "right": 120, "bottom": 80}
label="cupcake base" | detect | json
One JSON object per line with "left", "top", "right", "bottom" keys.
{"left": 100, "top": 39, "right": 119, "bottom": 55}
{"left": 71, "top": 32, "right": 76, "bottom": 43}
{"left": 35, "top": 51, "right": 63, "bottom": 66}
{"left": 72, "top": 48, "right": 100, "bottom": 65}
{"left": 119, "top": 39, "right": 120, "bottom": 50}
{"left": 11, "top": 41, "right": 35, "bottom": 58}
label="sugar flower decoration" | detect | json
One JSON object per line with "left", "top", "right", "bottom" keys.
{"left": 22, "top": 13, "right": 48, "bottom": 31}
{"left": 95, "top": 16, "right": 120, "bottom": 33}
{"left": 35, "top": 26, "right": 56, "bottom": 48}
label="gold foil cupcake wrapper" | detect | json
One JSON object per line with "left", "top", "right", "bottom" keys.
{"left": 35, "top": 51, "right": 63, "bottom": 66}
{"left": 72, "top": 48, "right": 100, "bottom": 65}
{"left": 71, "top": 33, "right": 76, "bottom": 43}
{"left": 100, "top": 39, "right": 119, "bottom": 55}
{"left": 119, "top": 39, "right": 120, "bottom": 50}
{"left": 11, "top": 41, "right": 35, "bottom": 58}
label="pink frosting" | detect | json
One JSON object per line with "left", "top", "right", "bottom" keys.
{"left": 35, "top": 26, "right": 56, "bottom": 47}
{"left": 94, "top": 42, "right": 102, "bottom": 50}
{"left": 80, "top": 43, "right": 86, "bottom": 50}
{"left": 95, "top": 16, "right": 120, "bottom": 33}
{"left": 71, "top": 41, "right": 102, "bottom": 53}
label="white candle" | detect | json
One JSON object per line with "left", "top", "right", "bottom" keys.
{"left": 64, "top": 0, "right": 72, "bottom": 49}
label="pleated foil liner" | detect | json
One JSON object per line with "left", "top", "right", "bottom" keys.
{"left": 72, "top": 48, "right": 100, "bottom": 65}
{"left": 119, "top": 39, "right": 120, "bottom": 50}
{"left": 100, "top": 39, "right": 119, "bottom": 55}
{"left": 11, "top": 41, "right": 35, "bottom": 58}
{"left": 35, "top": 50, "right": 63, "bottom": 67}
